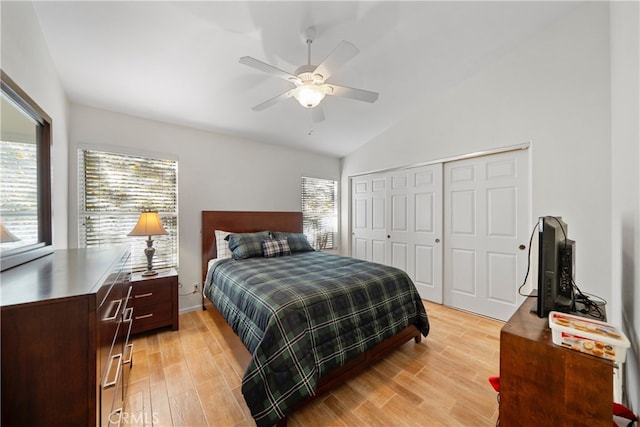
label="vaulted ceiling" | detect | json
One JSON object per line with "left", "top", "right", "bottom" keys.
{"left": 32, "top": 1, "right": 579, "bottom": 157}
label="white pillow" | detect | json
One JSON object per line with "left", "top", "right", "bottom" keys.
{"left": 214, "top": 229, "right": 232, "bottom": 259}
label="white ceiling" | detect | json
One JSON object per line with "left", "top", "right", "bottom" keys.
{"left": 32, "top": 1, "right": 579, "bottom": 157}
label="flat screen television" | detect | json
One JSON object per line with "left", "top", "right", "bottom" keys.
{"left": 536, "top": 216, "right": 575, "bottom": 318}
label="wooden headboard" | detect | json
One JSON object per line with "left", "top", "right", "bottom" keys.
{"left": 201, "top": 211, "right": 303, "bottom": 285}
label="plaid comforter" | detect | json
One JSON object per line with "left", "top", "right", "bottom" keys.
{"left": 204, "top": 251, "right": 430, "bottom": 426}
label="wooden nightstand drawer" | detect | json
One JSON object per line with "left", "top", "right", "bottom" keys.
{"left": 130, "top": 279, "right": 172, "bottom": 307}
{"left": 131, "top": 302, "right": 173, "bottom": 334}
{"left": 129, "top": 268, "right": 178, "bottom": 334}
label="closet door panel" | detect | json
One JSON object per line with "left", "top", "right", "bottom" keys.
{"left": 444, "top": 149, "right": 529, "bottom": 321}
{"left": 352, "top": 164, "right": 443, "bottom": 303}
{"left": 351, "top": 174, "right": 387, "bottom": 263}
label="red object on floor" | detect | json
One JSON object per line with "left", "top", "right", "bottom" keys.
{"left": 488, "top": 376, "right": 500, "bottom": 393}
{"left": 613, "top": 402, "right": 638, "bottom": 426}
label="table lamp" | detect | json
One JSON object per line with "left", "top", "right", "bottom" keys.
{"left": 128, "top": 211, "right": 167, "bottom": 276}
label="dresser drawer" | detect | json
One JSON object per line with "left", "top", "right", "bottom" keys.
{"left": 131, "top": 302, "right": 173, "bottom": 334}
{"left": 129, "top": 279, "right": 172, "bottom": 307}
{"left": 98, "top": 286, "right": 123, "bottom": 366}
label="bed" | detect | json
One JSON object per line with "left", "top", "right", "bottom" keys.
{"left": 201, "top": 211, "right": 429, "bottom": 426}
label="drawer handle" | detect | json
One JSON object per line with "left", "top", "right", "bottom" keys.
{"left": 104, "top": 299, "right": 122, "bottom": 321}
{"left": 134, "top": 292, "right": 153, "bottom": 299}
{"left": 108, "top": 407, "right": 123, "bottom": 427}
{"left": 123, "top": 285, "right": 132, "bottom": 306}
{"left": 135, "top": 313, "right": 153, "bottom": 320}
{"left": 123, "top": 307, "right": 133, "bottom": 323}
{"left": 123, "top": 343, "right": 134, "bottom": 365}
{"left": 103, "top": 353, "right": 122, "bottom": 388}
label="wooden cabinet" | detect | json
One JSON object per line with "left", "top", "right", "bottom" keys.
{"left": 1, "top": 247, "right": 132, "bottom": 427}
{"left": 130, "top": 268, "right": 178, "bottom": 334}
{"left": 499, "top": 296, "right": 613, "bottom": 426}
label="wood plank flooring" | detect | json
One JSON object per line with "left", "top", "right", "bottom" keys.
{"left": 124, "top": 301, "right": 503, "bottom": 426}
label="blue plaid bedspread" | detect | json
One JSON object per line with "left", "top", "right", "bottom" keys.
{"left": 204, "top": 251, "right": 429, "bottom": 426}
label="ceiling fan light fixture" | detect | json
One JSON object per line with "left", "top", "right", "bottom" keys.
{"left": 294, "top": 83, "right": 326, "bottom": 108}
{"left": 240, "top": 30, "right": 378, "bottom": 115}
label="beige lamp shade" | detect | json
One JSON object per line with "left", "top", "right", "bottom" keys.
{"left": 128, "top": 211, "right": 168, "bottom": 237}
{"left": 128, "top": 211, "right": 167, "bottom": 276}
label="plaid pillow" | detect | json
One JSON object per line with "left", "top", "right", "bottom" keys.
{"left": 270, "top": 231, "right": 315, "bottom": 252}
{"left": 261, "top": 238, "right": 292, "bottom": 258}
{"left": 227, "top": 231, "right": 271, "bottom": 260}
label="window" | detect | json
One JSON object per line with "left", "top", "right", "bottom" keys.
{"left": 301, "top": 176, "right": 337, "bottom": 250}
{"left": 79, "top": 149, "right": 178, "bottom": 272}
{"left": 0, "top": 70, "right": 53, "bottom": 271}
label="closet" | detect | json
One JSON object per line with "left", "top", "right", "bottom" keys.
{"left": 352, "top": 164, "right": 443, "bottom": 303}
{"left": 350, "top": 148, "right": 529, "bottom": 321}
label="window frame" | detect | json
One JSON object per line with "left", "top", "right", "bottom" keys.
{"left": 301, "top": 176, "right": 338, "bottom": 251}
{"left": 0, "top": 70, "right": 53, "bottom": 271}
{"left": 78, "top": 147, "right": 178, "bottom": 272}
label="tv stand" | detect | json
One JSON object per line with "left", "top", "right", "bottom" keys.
{"left": 500, "top": 295, "right": 613, "bottom": 425}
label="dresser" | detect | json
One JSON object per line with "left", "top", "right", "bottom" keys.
{"left": 0, "top": 247, "right": 133, "bottom": 427}
{"left": 500, "top": 295, "right": 613, "bottom": 426}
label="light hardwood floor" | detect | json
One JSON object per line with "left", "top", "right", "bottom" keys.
{"left": 124, "top": 301, "right": 503, "bottom": 426}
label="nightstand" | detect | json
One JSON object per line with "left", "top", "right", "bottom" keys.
{"left": 130, "top": 268, "right": 179, "bottom": 334}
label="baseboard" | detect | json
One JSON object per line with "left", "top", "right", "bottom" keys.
{"left": 179, "top": 304, "right": 202, "bottom": 314}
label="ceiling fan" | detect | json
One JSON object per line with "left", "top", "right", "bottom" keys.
{"left": 239, "top": 27, "right": 379, "bottom": 122}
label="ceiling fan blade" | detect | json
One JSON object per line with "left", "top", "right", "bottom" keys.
{"left": 239, "top": 56, "right": 301, "bottom": 84}
{"left": 313, "top": 41, "right": 359, "bottom": 82}
{"left": 251, "top": 89, "right": 295, "bottom": 111}
{"left": 311, "top": 105, "right": 325, "bottom": 123}
{"left": 326, "top": 84, "right": 379, "bottom": 103}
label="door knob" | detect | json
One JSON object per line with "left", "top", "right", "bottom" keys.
{"left": 435, "top": 238, "right": 440, "bottom": 243}
{"left": 519, "top": 244, "right": 526, "bottom": 251}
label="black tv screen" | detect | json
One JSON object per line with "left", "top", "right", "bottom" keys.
{"left": 536, "top": 216, "right": 575, "bottom": 318}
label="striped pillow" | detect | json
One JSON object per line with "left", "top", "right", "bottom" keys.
{"left": 261, "top": 238, "right": 291, "bottom": 258}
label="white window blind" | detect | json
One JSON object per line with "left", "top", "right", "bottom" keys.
{"left": 79, "top": 149, "right": 178, "bottom": 272}
{"left": 301, "top": 176, "right": 337, "bottom": 250}
{"left": 0, "top": 140, "right": 38, "bottom": 247}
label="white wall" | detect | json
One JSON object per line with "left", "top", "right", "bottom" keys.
{"left": 68, "top": 104, "right": 340, "bottom": 312}
{"left": 610, "top": 0, "right": 640, "bottom": 411}
{"left": 1, "top": 1, "right": 69, "bottom": 249}
{"left": 342, "top": 2, "right": 611, "bottom": 305}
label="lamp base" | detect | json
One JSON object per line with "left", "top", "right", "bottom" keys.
{"left": 142, "top": 237, "right": 157, "bottom": 277}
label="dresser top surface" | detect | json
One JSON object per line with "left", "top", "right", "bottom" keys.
{"left": 0, "top": 246, "right": 129, "bottom": 307}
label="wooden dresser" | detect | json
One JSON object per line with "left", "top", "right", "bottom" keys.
{"left": 500, "top": 296, "right": 613, "bottom": 426}
{"left": 1, "top": 247, "right": 132, "bottom": 427}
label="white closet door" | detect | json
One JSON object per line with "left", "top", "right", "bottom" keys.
{"left": 443, "top": 149, "right": 529, "bottom": 321}
{"left": 387, "top": 165, "right": 443, "bottom": 302}
{"left": 352, "top": 164, "right": 443, "bottom": 302}
{"left": 351, "top": 173, "right": 388, "bottom": 264}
